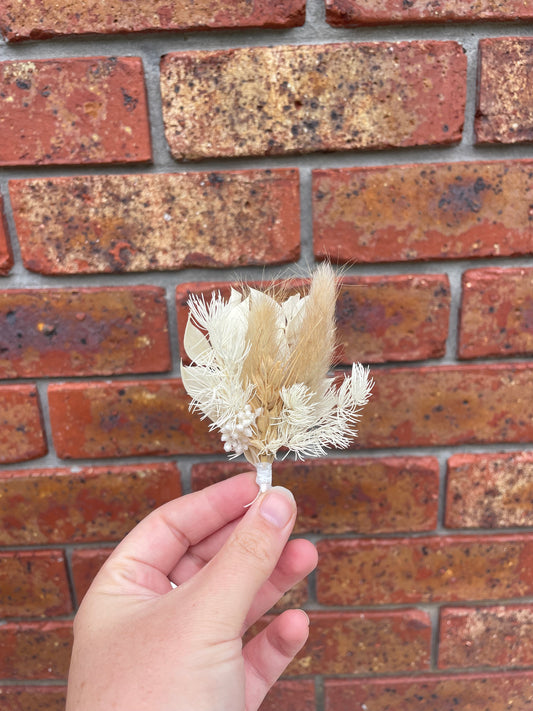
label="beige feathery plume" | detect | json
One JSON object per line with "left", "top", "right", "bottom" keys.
{"left": 181, "top": 263, "right": 373, "bottom": 491}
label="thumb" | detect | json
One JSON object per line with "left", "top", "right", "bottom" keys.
{"left": 198, "top": 486, "right": 297, "bottom": 633}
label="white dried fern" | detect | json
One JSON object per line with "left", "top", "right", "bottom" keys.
{"left": 181, "top": 263, "right": 373, "bottom": 491}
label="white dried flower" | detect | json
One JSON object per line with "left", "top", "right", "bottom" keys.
{"left": 181, "top": 264, "right": 373, "bottom": 491}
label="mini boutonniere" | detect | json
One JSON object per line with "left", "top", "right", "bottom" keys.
{"left": 181, "top": 263, "right": 373, "bottom": 493}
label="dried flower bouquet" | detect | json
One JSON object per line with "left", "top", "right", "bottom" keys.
{"left": 181, "top": 263, "right": 373, "bottom": 492}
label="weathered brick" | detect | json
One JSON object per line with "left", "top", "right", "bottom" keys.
{"left": 459, "top": 268, "right": 533, "bottom": 359}
{"left": 0, "top": 621, "right": 72, "bottom": 680}
{"left": 48, "top": 380, "right": 219, "bottom": 459}
{"left": 357, "top": 364, "right": 533, "bottom": 449}
{"left": 177, "top": 274, "right": 450, "bottom": 364}
{"left": 0, "top": 0, "right": 305, "bottom": 41}
{"left": 446, "top": 452, "right": 533, "bottom": 529}
{"left": 439, "top": 605, "right": 533, "bottom": 669}
{"left": 0, "top": 686, "right": 67, "bottom": 711}
{"left": 0, "top": 194, "right": 14, "bottom": 275}
{"left": 313, "top": 161, "right": 533, "bottom": 263}
{"left": 326, "top": 0, "right": 533, "bottom": 25}
{"left": 71, "top": 549, "right": 112, "bottom": 603}
{"left": 281, "top": 610, "right": 431, "bottom": 675}
{"left": 0, "top": 287, "right": 170, "bottom": 377}
{"left": 336, "top": 275, "right": 450, "bottom": 362}
{"left": 160, "top": 41, "right": 466, "bottom": 160}
{"left": 0, "top": 463, "right": 181, "bottom": 545}
{"left": 0, "top": 551, "right": 71, "bottom": 617}
{"left": 476, "top": 38, "right": 533, "bottom": 144}
{"left": 261, "top": 680, "right": 315, "bottom": 711}
{"left": 10, "top": 170, "right": 299, "bottom": 274}
{"left": 0, "top": 384, "right": 47, "bottom": 463}
{"left": 192, "top": 457, "right": 439, "bottom": 534}
{"left": 317, "top": 535, "right": 533, "bottom": 606}
{"left": 0, "top": 57, "right": 151, "bottom": 166}
{"left": 325, "top": 672, "right": 533, "bottom": 710}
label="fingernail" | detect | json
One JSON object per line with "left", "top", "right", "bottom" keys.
{"left": 259, "top": 486, "right": 295, "bottom": 528}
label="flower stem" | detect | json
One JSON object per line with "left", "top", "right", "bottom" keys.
{"left": 255, "top": 461, "right": 272, "bottom": 493}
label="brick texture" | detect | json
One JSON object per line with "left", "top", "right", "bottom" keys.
{"left": 317, "top": 535, "right": 533, "bottom": 605}
{"left": 253, "top": 610, "right": 431, "bottom": 676}
{"left": 313, "top": 161, "right": 533, "bottom": 263}
{"left": 357, "top": 364, "right": 533, "bottom": 448}
{"left": 0, "top": 0, "right": 305, "bottom": 42}
{"left": 9, "top": 170, "right": 300, "bottom": 274}
{"left": 0, "top": 57, "right": 151, "bottom": 166}
{"left": 0, "top": 621, "right": 72, "bottom": 680}
{"left": 446, "top": 452, "right": 533, "bottom": 529}
{"left": 71, "top": 549, "right": 112, "bottom": 603}
{"left": 192, "top": 457, "right": 439, "bottom": 534}
{"left": 325, "top": 673, "right": 533, "bottom": 710}
{"left": 476, "top": 37, "right": 533, "bottom": 144}
{"left": 0, "top": 287, "right": 170, "bottom": 377}
{"left": 325, "top": 0, "right": 533, "bottom": 25}
{"left": 48, "top": 380, "right": 219, "bottom": 459}
{"left": 261, "top": 680, "right": 315, "bottom": 711}
{"left": 177, "top": 275, "right": 450, "bottom": 364}
{"left": 0, "top": 551, "right": 71, "bottom": 617}
{"left": 0, "top": 463, "right": 181, "bottom": 545}
{"left": 0, "top": 194, "right": 13, "bottom": 275}
{"left": 160, "top": 41, "right": 466, "bottom": 160}
{"left": 459, "top": 267, "right": 533, "bottom": 359}
{"left": 0, "top": 686, "right": 67, "bottom": 711}
{"left": 0, "top": 385, "right": 46, "bottom": 463}
{"left": 439, "top": 605, "right": 533, "bottom": 669}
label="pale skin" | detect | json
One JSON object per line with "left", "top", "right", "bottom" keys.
{"left": 66, "top": 472, "right": 318, "bottom": 711}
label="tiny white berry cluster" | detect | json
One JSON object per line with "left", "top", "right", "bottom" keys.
{"left": 220, "top": 404, "right": 262, "bottom": 455}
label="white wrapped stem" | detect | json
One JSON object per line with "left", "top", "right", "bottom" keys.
{"left": 255, "top": 461, "right": 272, "bottom": 493}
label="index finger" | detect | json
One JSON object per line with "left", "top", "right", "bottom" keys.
{"left": 106, "top": 472, "right": 258, "bottom": 581}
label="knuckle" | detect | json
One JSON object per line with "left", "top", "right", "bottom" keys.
{"left": 230, "top": 528, "right": 272, "bottom": 565}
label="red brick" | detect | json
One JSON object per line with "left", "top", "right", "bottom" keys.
{"left": 358, "top": 363, "right": 533, "bottom": 449}
{"left": 192, "top": 457, "right": 439, "bottom": 534}
{"left": 0, "top": 550, "right": 71, "bottom": 617}
{"left": 48, "top": 380, "right": 219, "bottom": 459}
{"left": 261, "top": 680, "right": 315, "bottom": 711}
{"left": 439, "top": 605, "right": 533, "bottom": 669}
{"left": 325, "top": 672, "right": 533, "bottom": 710}
{"left": 0, "top": 686, "right": 67, "bottom": 711}
{"left": 0, "top": 194, "right": 14, "bottom": 275}
{"left": 160, "top": 41, "right": 466, "bottom": 160}
{"left": 0, "top": 57, "right": 150, "bottom": 166}
{"left": 10, "top": 170, "right": 299, "bottom": 274}
{"left": 0, "top": 384, "right": 47, "bottom": 463}
{"left": 0, "top": 287, "right": 170, "bottom": 377}
{"left": 459, "top": 268, "right": 533, "bottom": 359}
{"left": 0, "top": 462, "right": 181, "bottom": 545}
{"left": 71, "top": 548, "right": 112, "bottom": 603}
{"left": 0, "top": 621, "right": 72, "bottom": 680}
{"left": 285, "top": 610, "right": 431, "bottom": 675}
{"left": 317, "top": 535, "right": 533, "bottom": 606}
{"left": 326, "top": 0, "right": 533, "bottom": 25}
{"left": 0, "top": 0, "right": 305, "bottom": 41}
{"left": 177, "top": 274, "right": 450, "bottom": 365}
{"left": 313, "top": 161, "right": 533, "bottom": 263}
{"left": 476, "top": 38, "right": 533, "bottom": 144}
{"left": 446, "top": 452, "right": 533, "bottom": 529}
{"left": 336, "top": 275, "right": 450, "bottom": 362}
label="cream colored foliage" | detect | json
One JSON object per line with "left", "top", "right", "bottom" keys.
{"left": 181, "top": 264, "right": 373, "bottom": 464}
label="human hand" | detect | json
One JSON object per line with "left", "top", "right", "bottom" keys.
{"left": 66, "top": 472, "right": 318, "bottom": 711}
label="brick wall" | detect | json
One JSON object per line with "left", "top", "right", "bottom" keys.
{"left": 1, "top": 2, "right": 533, "bottom": 709}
